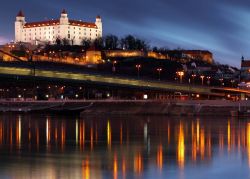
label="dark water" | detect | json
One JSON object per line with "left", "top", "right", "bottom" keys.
{"left": 0, "top": 114, "right": 249, "bottom": 179}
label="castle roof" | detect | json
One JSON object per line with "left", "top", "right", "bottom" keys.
{"left": 61, "top": 9, "right": 67, "bottom": 14}
{"left": 69, "top": 20, "right": 97, "bottom": 28}
{"left": 17, "top": 10, "right": 24, "bottom": 17}
{"left": 96, "top": 15, "right": 101, "bottom": 19}
{"left": 24, "top": 20, "right": 60, "bottom": 28}
{"left": 23, "top": 19, "right": 97, "bottom": 28}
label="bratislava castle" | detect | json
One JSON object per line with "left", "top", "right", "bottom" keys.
{"left": 15, "top": 9, "right": 102, "bottom": 45}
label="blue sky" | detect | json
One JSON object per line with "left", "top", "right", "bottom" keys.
{"left": 0, "top": 0, "right": 249, "bottom": 67}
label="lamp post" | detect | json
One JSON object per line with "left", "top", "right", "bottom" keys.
{"left": 156, "top": 68, "right": 162, "bottom": 80}
{"left": 136, "top": 64, "right": 141, "bottom": 78}
{"left": 112, "top": 60, "right": 117, "bottom": 73}
{"left": 219, "top": 78, "right": 224, "bottom": 86}
{"left": 176, "top": 71, "right": 184, "bottom": 83}
{"left": 191, "top": 74, "right": 196, "bottom": 84}
{"left": 207, "top": 76, "right": 211, "bottom": 86}
{"left": 200, "top": 75, "right": 205, "bottom": 85}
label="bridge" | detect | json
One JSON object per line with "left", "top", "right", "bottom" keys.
{"left": 0, "top": 49, "right": 249, "bottom": 98}
{"left": 0, "top": 62, "right": 248, "bottom": 97}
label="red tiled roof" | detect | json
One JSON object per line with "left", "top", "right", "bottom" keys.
{"left": 17, "top": 10, "right": 24, "bottom": 17}
{"left": 241, "top": 60, "right": 250, "bottom": 67}
{"left": 23, "top": 19, "right": 97, "bottom": 28}
{"left": 69, "top": 20, "right": 97, "bottom": 28}
{"left": 24, "top": 20, "right": 60, "bottom": 28}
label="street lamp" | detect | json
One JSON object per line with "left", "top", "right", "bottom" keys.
{"left": 191, "top": 74, "right": 196, "bottom": 84}
{"left": 200, "top": 75, "right": 205, "bottom": 85}
{"left": 136, "top": 64, "right": 141, "bottom": 78}
{"left": 156, "top": 68, "right": 162, "bottom": 80}
{"left": 219, "top": 78, "right": 224, "bottom": 86}
{"left": 112, "top": 60, "right": 117, "bottom": 73}
{"left": 207, "top": 76, "right": 211, "bottom": 86}
{"left": 176, "top": 71, "right": 184, "bottom": 83}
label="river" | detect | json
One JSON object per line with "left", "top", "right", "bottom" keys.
{"left": 0, "top": 113, "right": 248, "bottom": 179}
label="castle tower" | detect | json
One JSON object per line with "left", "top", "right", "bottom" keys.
{"left": 95, "top": 15, "right": 102, "bottom": 37}
{"left": 59, "top": 9, "right": 69, "bottom": 40}
{"left": 60, "top": 9, "right": 69, "bottom": 25}
{"left": 15, "top": 10, "right": 26, "bottom": 42}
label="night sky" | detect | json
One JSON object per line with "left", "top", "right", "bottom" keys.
{"left": 0, "top": 0, "right": 249, "bottom": 67}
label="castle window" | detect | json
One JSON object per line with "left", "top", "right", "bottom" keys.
{"left": 68, "top": 34, "right": 70, "bottom": 39}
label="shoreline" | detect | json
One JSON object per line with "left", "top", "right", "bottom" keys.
{"left": 0, "top": 100, "right": 248, "bottom": 116}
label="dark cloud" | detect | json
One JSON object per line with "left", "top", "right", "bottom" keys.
{"left": 0, "top": 0, "right": 249, "bottom": 66}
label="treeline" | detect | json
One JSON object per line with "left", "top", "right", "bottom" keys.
{"left": 54, "top": 35, "right": 150, "bottom": 51}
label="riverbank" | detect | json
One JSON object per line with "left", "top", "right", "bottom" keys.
{"left": 0, "top": 100, "right": 248, "bottom": 116}
{"left": 80, "top": 100, "right": 247, "bottom": 116}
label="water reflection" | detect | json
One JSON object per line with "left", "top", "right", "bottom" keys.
{"left": 0, "top": 114, "right": 250, "bottom": 178}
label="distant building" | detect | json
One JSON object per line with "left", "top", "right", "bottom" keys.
{"left": 241, "top": 59, "right": 250, "bottom": 81}
{"left": 15, "top": 9, "right": 102, "bottom": 45}
{"left": 167, "top": 50, "right": 213, "bottom": 64}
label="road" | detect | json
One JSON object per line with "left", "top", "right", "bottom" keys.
{"left": 0, "top": 65, "right": 248, "bottom": 96}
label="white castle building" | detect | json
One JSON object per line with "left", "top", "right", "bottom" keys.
{"left": 15, "top": 9, "right": 102, "bottom": 45}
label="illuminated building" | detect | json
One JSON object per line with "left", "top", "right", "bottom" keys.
{"left": 241, "top": 58, "right": 250, "bottom": 81}
{"left": 15, "top": 9, "right": 102, "bottom": 45}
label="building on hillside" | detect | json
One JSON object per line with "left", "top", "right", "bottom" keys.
{"left": 167, "top": 50, "right": 213, "bottom": 64}
{"left": 241, "top": 59, "right": 250, "bottom": 81}
{"left": 15, "top": 9, "right": 102, "bottom": 45}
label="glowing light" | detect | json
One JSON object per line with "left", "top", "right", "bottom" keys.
{"left": 134, "top": 153, "right": 143, "bottom": 174}
{"left": 228, "top": 120, "right": 231, "bottom": 152}
{"left": 46, "top": 118, "right": 50, "bottom": 145}
{"left": 16, "top": 116, "right": 21, "bottom": 148}
{"left": 157, "top": 144, "right": 163, "bottom": 171}
{"left": 107, "top": 120, "right": 112, "bottom": 149}
{"left": 79, "top": 121, "right": 85, "bottom": 150}
{"left": 82, "top": 159, "right": 90, "bottom": 179}
{"left": 200, "top": 129, "right": 205, "bottom": 159}
{"left": 122, "top": 157, "right": 126, "bottom": 178}
{"left": 191, "top": 122, "right": 197, "bottom": 161}
{"left": 247, "top": 123, "right": 250, "bottom": 167}
{"left": 61, "top": 122, "right": 65, "bottom": 150}
{"left": 113, "top": 154, "right": 118, "bottom": 179}
{"left": 76, "top": 120, "right": 78, "bottom": 145}
{"left": 177, "top": 122, "right": 185, "bottom": 169}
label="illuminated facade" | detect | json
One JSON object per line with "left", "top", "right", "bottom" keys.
{"left": 15, "top": 10, "right": 102, "bottom": 45}
{"left": 241, "top": 59, "right": 250, "bottom": 81}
